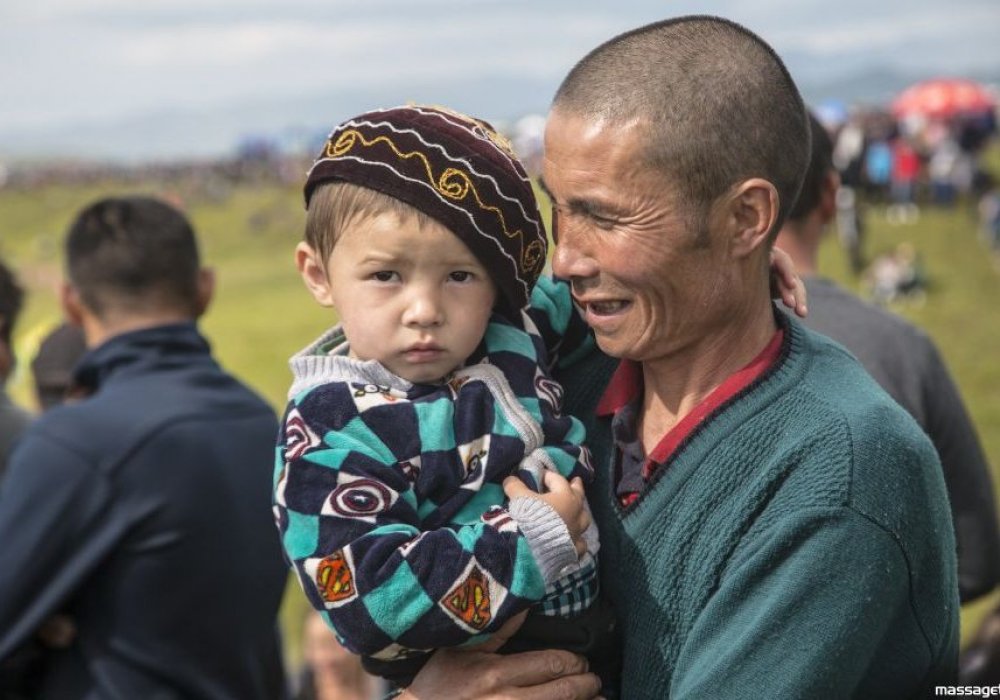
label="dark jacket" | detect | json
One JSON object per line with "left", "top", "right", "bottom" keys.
{"left": 0, "top": 391, "right": 31, "bottom": 478}
{"left": 0, "top": 323, "right": 288, "bottom": 700}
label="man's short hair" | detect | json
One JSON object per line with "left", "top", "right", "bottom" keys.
{"left": 0, "top": 258, "right": 24, "bottom": 348}
{"left": 66, "top": 196, "right": 202, "bottom": 318}
{"left": 305, "top": 181, "right": 431, "bottom": 266}
{"left": 788, "top": 113, "right": 834, "bottom": 223}
{"left": 553, "top": 15, "right": 810, "bottom": 239}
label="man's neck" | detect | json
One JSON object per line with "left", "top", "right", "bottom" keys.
{"left": 81, "top": 312, "right": 194, "bottom": 349}
{"left": 637, "top": 297, "right": 777, "bottom": 451}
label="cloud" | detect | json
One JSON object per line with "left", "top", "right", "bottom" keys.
{"left": 115, "top": 21, "right": 379, "bottom": 68}
{"left": 769, "top": 5, "right": 1000, "bottom": 55}
{"left": 2, "top": 0, "right": 998, "bottom": 156}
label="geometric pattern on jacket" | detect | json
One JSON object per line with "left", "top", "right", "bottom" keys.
{"left": 274, "top": 276, "right": 597, "bottom": 673}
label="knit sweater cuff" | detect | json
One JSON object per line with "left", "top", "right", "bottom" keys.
{"left": 507, "top": 497, "right": 578, "bottom": 586}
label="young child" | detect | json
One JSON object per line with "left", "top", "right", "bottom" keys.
{"left": 273, "top": 105, "right": 607, "bottom": 686}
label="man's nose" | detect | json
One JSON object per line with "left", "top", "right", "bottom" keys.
{"left": 551, "top": 223, "right": 600, "bottom": 281}
{"left": 402, "top": 287, "right": 444, "bottom": 327}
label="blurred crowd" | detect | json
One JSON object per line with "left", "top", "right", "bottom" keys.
{"left": 805, "top": 95, "right": 1000, "bottom": 301}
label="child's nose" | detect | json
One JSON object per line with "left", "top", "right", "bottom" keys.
{"left": 402, "top": 289, "right": 444, "bottom": 328}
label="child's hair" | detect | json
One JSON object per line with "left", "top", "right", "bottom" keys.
{"left": 304, "top": 181, "right": 432, "bottom": 269}
{"left": 303, "top": 105, "right": 546, "bottom": 316}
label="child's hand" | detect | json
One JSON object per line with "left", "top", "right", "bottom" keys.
{"left": 770, "top": 247, "right": 808, "bottom": 318}
{"left": 504, "top": 472, "right": 590, "bottom": 557}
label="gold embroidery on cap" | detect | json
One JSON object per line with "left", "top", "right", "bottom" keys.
{"left": 326, "top": 129, "right": 542, "bottom": 277}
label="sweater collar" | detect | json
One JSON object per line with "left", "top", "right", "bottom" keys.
{"left": 73, "top": 322, "right": 211, "bottom": 393}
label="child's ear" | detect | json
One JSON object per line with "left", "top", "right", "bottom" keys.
{"left": 296, "top": 242, "right": 335, "bottom": 307}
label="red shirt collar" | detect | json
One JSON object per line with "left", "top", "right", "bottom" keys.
{"left": 598, "top": 327, "right": 785, "bottom": 468}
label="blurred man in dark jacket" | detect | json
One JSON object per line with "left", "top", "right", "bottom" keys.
{"left": 0, "top": 196, "right": 288, "bottom": 700}
{"left": 0, "top": 258, "right": 31, "bottom": 478}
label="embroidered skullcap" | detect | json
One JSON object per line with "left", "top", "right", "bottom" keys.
{"left": 304, "top": 105, "right": 546, "bottom": 314}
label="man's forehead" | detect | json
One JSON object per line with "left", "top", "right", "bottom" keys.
{"left": 542, "top": 113, "right": 661, "bottom": 183}
{"left": 541, "top": 121, "right": 676, "bottom": 199}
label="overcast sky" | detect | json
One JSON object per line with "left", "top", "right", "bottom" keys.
{"left": 1, "top": 0, "right": 998, "bottom": 160}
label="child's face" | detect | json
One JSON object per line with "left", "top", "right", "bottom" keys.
{"left": 297, "top": 211, "right": 497, "bottom": 383}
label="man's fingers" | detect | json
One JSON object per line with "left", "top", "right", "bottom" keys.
{"left": 504, "top": 652, "right": 602, "bottom": 700}
{"left": 468, "top": 610, "right": 528, "bottom": 653}
{"left": 491, "top": 649, "right": 590, "bottom": 689}
{"left": 510, "top": 674, "right": 603, "bottom": 700}
{"left": 399, "top": 648, "right": 599, "bottom": 700}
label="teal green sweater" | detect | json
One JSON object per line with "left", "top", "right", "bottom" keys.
{"left": 557, "top": 313, "right": 959, "bottom": 699}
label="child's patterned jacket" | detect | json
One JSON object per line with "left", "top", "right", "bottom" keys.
{"left": 274, "top": 277, "right": 597, "bottom": 672}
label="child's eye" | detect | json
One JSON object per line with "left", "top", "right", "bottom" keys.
{"left": 371, "top": 271, "right": 399, "bottom": 282}
{"left": 449, "top": 271, "right": 474, "bottom": 283}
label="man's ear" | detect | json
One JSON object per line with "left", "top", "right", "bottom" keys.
{"left": 722, "top": 178, "right": 779, "bottom": 259}
{"left": 194, "top": 268, "right": 215, "bottom": 318}
{"left": 296, "top": 242, "right": 335, "bottom": 308}
{"left": 60, "top": 282, "right": 86, "bottom": 328}
{"left": 817, "top": 170, "right": 840, "bottom": 225}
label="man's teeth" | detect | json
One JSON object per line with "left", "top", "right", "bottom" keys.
{"left": 590, "top": 301, "right": 627, "bottom": 314}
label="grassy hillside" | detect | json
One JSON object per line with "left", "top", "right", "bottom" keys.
{"left": 2, "top": 162, "right": 999, "bottom": 662}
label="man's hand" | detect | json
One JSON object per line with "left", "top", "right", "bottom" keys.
{"left": 399, "top": 647, "right": 603, "bottom": 700}
{"left": 770, "top": 246, "right": 808, "bottom": 317}
{"left": 504, "top": 472, "right": 590, "bottom": 557}
{"left": 37, "top": 614, "right": 76, "bottom": 648}
{"left": 466, "top": 611, "right": 528, "bottom": 654}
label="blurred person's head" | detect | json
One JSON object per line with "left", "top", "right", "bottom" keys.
{"left": 774, "top": 112, "right": 839, "bottom": 275}
{"left": 61, "top": 196, "right": 214, "bottom": 348}
{"left": 788, "top": 113, "right": 837, "bottom": 224}
{"left": 296, "top": 105, "right": 545, "bottom": 383}
{"left": 302, "top": 610, "right": 361, "bottom": 677}
{"left": 0, "top": 258, "right": 25, "bottom": 385}
{"left": 31, "top": 322, "right": 87, "bottom": 410}
{"left": 543, "top": 16, "right": 809, "bottom": 362}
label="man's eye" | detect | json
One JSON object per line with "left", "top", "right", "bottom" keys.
{"left": 591, "top": 213, "right": 617, "bottom": 230}
{"left": 449, "top": 271, "right": 473, "bottom": 282}
{"left": 372, "top": 271, "right": 398, "bottom": 282}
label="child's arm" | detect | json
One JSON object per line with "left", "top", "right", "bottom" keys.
{"left": 477, "top": 315, "right": 594, "bottom": 488}
{"left": 273, "top": 386, "right": 580, "bottom": 660}
{"left": 505, "top": 471, "right": 590, "bottom": 558}
{"left": 478, "top": 316, "right": 598, "bottom": 572}
{"left": 524, "top": 275, "right": 596, "bottom": 371}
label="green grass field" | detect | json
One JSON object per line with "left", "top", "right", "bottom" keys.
{"left": 1, "top": 158, "right": 999, "bottom": 662}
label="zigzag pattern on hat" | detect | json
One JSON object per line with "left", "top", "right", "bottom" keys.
{"left": 304, "top": 105, "right": 547, "bottom": 314}
{"left": 313, "top": 126, "right": 543, "bottom": 298}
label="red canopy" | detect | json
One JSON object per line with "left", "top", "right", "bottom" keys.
{"left": 892, "top": 78, "right": 996, "bottom": 120}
